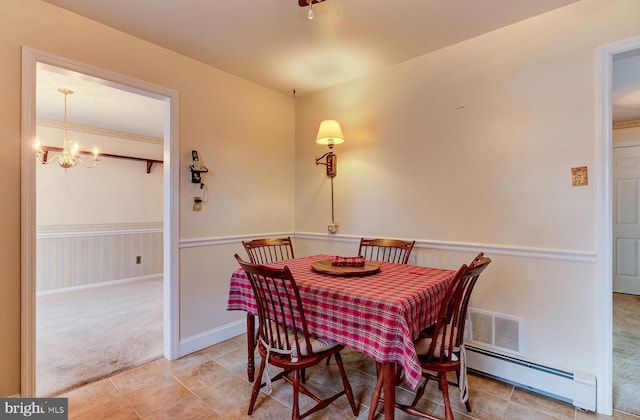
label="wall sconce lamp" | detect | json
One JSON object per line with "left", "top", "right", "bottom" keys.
{"left": 315, "top": 119, "right": 344, "bottom": 177}
{"left": 315, "top": 119, "right": 344, "bottom": 233}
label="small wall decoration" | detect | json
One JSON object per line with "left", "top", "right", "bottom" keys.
{"left": 571, "top": 166, "right": 588, "bottom": 186}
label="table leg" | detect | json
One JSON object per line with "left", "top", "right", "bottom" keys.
{"left": 246, "top": 313, "right": 255, "bottom": 382}
{"left": 382, "top": 363, "right": 395, "bottom": 420}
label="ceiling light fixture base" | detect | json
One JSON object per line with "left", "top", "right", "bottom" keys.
{"left": 298, "top": 0, "right": 326, "bottom": 6}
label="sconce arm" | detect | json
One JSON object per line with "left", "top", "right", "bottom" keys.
{"left": 315, "top": 151, "right": 333, "bottom": 166}
{"left": 315, "top": 150, "right": 337, "bottom": 177}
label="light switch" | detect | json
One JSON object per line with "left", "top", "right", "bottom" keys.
{"left": 571, "top": 166, "right": 588, "bottom": 186}
{"left": 193, "top": 196, "right": 203, "bottom": 211}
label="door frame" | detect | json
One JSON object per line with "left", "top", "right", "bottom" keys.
{"left": 20, "top": 47, "right": 180, "bottom": 396}
{"left": 597, "top": 35, "right": 640, "bottom": 415}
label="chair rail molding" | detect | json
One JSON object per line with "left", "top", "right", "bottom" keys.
{"left": 179, "top": 231, "right": 596, "bottom": 264}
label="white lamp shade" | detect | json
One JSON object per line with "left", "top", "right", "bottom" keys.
{"left": 316, "top": 120, "right": 344, "bottom": 146}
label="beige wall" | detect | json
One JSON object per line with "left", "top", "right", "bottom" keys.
{"left": 294, "top": 0, "right": 640, "bottom": 383}
{"left": 36, "top": 126, "right": 164, "bottom": 226}
{"left": 35, "top": 127, "right": 164, "bottom": 291}
{"left": 4, "top": 0, "right": 640, "bottom": 403}
{"left": 0, "top": 0, "right": 294, "bottom": 395}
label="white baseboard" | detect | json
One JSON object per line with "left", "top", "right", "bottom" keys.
{"left": 36, "top": 274, "right": 162, "bottom": 296}
{"left": 179, "top": 319, "right": 247, "bottom": 357}
{"left": 466, "top": 344, "right": 596, "bottom": 412}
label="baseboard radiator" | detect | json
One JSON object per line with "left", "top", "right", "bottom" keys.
{"left": 465, "top": 344, "right": 596, "bottom": 412}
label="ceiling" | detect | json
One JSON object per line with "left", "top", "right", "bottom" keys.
{"left": 37, "top": 0, "right": 640, "bottom": 138}
{"left": 43, "top": 0, "right": 581, "bottom": 96}
{"left": 36, "top": 63, "right": 165, "bottom": 138}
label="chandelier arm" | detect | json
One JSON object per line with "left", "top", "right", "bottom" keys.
{"left": 36, "top": 153, "right": 59, "bottom": 165}
{"left": 76, "top": 158, "right": 98, "bottom": 169}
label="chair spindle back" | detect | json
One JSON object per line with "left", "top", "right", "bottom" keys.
{"left": 235, "top": 254, "right": 312, "bottom": 358}
{"left": 242, "top": 237, "right": 295, "bottom": 264}
{"left": 358, "top": 238, "right": 415, "bottom": 264}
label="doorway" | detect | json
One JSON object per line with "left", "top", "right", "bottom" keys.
{"left": 612, "top": 143, "right": 640, "bottom": 415}
{"left": 611, "top": 46, "right": 640, "bottom": 416}
{"left": 597, "top": 35, "right": 640, "bottom": 416}
{"left": 20, "top": 48, "right": 180, "bottom": 397}
{"left": 34, "top": 62, "right": 165, "bottom": 396}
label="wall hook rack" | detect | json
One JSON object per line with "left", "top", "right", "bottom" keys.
{"left": 189, "top": 150, "right": 209, "bottom": 183}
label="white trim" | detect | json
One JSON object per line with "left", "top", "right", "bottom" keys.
{"left": 36, "top": 274, "right": 162, "bottom": 296}
{"left": 612, "top": 140, "right": 640, "bottom": 149}
{"left": 466, "top": 344, "right": 596, "bottom": 412}
{"left": 179, "top": 320, "right": 247, "bottom": 357}
{"left": 36, "top": 227, "right": 163, "bottom": 239}
{"left": 37, "top": 222, "right": 162, "bottom": 234}
{"left": 179, "top": 232, "right": 295, "bottom": 248}
{"left": 20, "top": 47, "right": 180, "bottom": 397}
{"left": 596, "top": 34, "right": 640, "bottom": 416}
{"left": 179, "top": 231, "right": 596, "bottom": 263}
{"left": 297, "top": 232, "right": 597, "bottom": 263}
{"left": 164, "top": 82, "right": 180, "bottom": 362}
{"left": 37, "top": 117, "right": 163, "bottom": 144}
{"left": 20, "top": 46, "right": 37, "bottom": 401}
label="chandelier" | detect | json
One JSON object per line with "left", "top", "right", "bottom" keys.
{"left": 35, "top": 88, "right": 99, "bottom": 170}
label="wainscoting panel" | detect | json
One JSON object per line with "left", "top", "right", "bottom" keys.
{"left": 36, "top": 223, "right": 163, "bottom": 292}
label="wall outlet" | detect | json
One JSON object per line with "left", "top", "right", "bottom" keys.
{"left": 327, "top": 223, "right": 338, "bottom": 234}
{"left": 136, "top": 256, "right": 142, "bottom": 264}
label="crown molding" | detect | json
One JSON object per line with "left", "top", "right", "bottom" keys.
{"left": 36, "top": 117, "right": 163, "bottom": 144}
{"left": 613, "top": 119, "right": 640, "bottom": 130}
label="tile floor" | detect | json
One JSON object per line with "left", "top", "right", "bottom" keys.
{"left": 59, "top": 335, "right": 639, "bottom": 419}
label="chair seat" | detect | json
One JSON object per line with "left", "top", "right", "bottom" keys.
{"left": 270, "top": 322, "right": 339, "bottom": 358}
{"left": 414, "top": 325, "right": 459, "bottom": 357}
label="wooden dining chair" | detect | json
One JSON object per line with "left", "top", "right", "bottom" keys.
{"left": 242, "top": 236, "right": 295, "bottom": 264}
{"left": 369, "top": 252, "right": 491, "bottom": 420}
{"left": 358, "top": 238, "right": 415, "bottom": 264}
{"left": 242, "top": 237, "right": 296, "bottom": 380}
{"left": 234, "top": 254, "right": 359, "bottom": 419}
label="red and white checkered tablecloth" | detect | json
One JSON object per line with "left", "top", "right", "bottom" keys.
{"left": 227, "top": 254, "right": 455, "bottom": 388}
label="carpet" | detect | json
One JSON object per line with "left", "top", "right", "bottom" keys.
{"left": 613, "top": 292, "right": 640, "bottom": 416}
{"left": 36, "top": 278, "right": 163, "bottom": 397}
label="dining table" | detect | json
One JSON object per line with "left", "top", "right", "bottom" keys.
{"left": 226, "top": 254, "right": 456, "bottom": 419}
